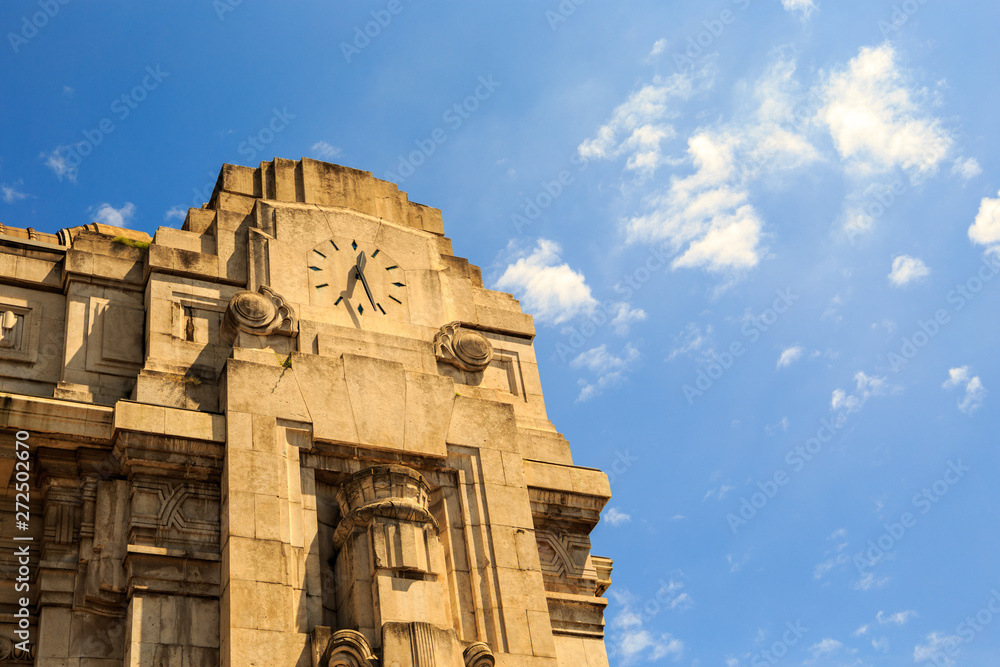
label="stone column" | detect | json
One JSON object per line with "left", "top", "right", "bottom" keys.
{"left": 333, "top": 465, "right": 462, "bottom": 663}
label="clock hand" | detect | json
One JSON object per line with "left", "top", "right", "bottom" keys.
{"left": 355, "top": 252, "right": 377, "bottom": 309}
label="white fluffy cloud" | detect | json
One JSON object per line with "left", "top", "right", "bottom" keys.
{"left": 952, "top": 157, "right": 982, "bottom": 180}
{"left": 625, "top": 133, "right": 765, "bottom": 273}
{"left": 854, "top": 571, "right": 890, "bottom": 591}
{"left": 621, "top": 57, "right": 818, "bottom": 275}
{"left": 781, "top": 0, "right": 817, "bottom": 18}
{"left": 667, "top": 322, "right": 714, "bottom": 362}
{"left": 578, "top": 69, "right": 705, "bottom": 176}
{"left": 809, "top": 638, "right": 842, "bottom": 659}
{"left": 311, "top": 141, "right": 342, "bottom": 160}
{"left": 647, "top": 38, "right": 667, "bottom": 59}
{"left": 657, "top": 579, "right": 693, "bottom": 610}
{"left": 610, "top": 302, "right": 647, "bottom": 335}
{"left": 777, "top": 345, "right": 803, "bottom": 369}
{"left": 942, "top": 366, "right": 986, "bottom": 415}
{"left": 968, "top": 190, "right": 1000, "bottom": 252}
{"left": 572, "top": 343, "right": 640, "bottom": 402}
{"left": 831, "top": 371, "right": 895, "bottom": 420}
{"left": 577, "top": 60, "right": 776, "bottom": 274}
{"left": 1, "top": 181, "right": 28, "bottom": 204}
{"left": 888, "top": 254, "right": 930, "bottom": 287}
{"left": 495, "top": 239, "right": 597, "bottom": 325}
{"left": 816, "top": 43, "right": 953, "bottom": 177}
{"left": 164, "top": 206, "right": 187, "bottom": 222}
{"left": 42, "top": 145, "right": 79, "bottom": 183}
{"left": 608, "top": 590, "right": 685, "bottom": 665}
{"left": 604, "top": 507, "right": 632, "bottom": 526}
{"left": 877, "top": 610, "right": 917, "bottom": 626}
{"left": 914, "top": 632, "right": 960, "bottom": 666}
{"left": 89, "top": 202, "right": 136, "bottom": 228}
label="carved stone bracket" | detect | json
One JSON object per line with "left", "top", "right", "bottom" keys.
{"left": 333, "top": 499, "right": 438, "bottom": 551}
{"left": 320, "top": 629, "right": 378, "bottom": 667}
{"left": 221, "top": 285, "right": 297, "bottom": 340}
{"left": 463, "top": 642, "right": 496, "bottom": 666}
{"left": 434, "top": 322, "right": 493, "bottom": 372}
{"left": 332, "top": 465, "right": 438, "bottom": 550}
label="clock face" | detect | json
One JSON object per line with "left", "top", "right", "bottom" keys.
{"left": 307, "top": 237, "right": 406, "bottom": 318}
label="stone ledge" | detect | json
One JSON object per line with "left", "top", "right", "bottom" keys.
{"left": 113, "top": 400, "right": 226, "bottom": 443}
{"left": 0, "top": 391, "right": 114, "bottom": 441}
{"left": 127, "top": 544, "right": 221, "bottom": 562}
{"left": 523, "top": 459, "right": 611, "bottom": 499}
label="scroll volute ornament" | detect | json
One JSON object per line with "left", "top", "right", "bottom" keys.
{"left": 463, "top": 642, "right": 496, "bottom": 667}
{"left": 434, "top": 322, "right": 493, "bottom": 372}
{"left": 221, "top": 285, "right": 297, "bottom": 341}
{"left": 320, "top": 629, "right": 378, "bottom": 667}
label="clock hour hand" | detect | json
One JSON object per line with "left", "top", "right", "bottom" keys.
{"left": 355, "top": 251, "right": 377, "bottom": 309}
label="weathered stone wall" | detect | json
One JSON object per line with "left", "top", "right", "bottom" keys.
{"left": 0, "top": 158, "right": 612, "bottom": 666}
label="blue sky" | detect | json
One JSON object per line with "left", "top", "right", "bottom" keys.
{"left": 3, "top": 1, "right": 1000, "bottom": 665}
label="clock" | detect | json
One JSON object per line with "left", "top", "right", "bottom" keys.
{"left": 307, "top": 237, "right": 406, "bottom": 317}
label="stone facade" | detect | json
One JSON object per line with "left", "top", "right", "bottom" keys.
{"left": 0, "top": 158, "right": 613, "bottom": 666}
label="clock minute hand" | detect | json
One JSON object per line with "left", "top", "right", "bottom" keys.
{"left": 355, "top": 251, "right": 376, "bottom": 309}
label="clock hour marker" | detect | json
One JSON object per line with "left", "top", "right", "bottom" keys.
{"left": 377, "top": 303, "right": 385, "bottom": 314}
{"left": 385, "top": 265, "right": 397, "bottom": 271}
{"left": 308, "top": 266, "right": 322, "bottom": 271}
{"left": 351, "top": 240, "right": 357, "bottom": 250}
{"left": 313, "top": 249, "right": 326, "bottom": 258}
{"left": 330, "top": 240, "right": 339, "bottom": 251}
{"left": 316, "top": 283, "right": 328, "bottom": 288}
{"left": 389, "top": 295, "right": 401, "bottom": 304}
{"left": 357, "top": 304, "right": 364, "bottom": 315}
{"left": 334, "top": 296, "right": 343, "bottom": 305}
{"left": 392, "top": 282, "right": 406, "bottom": 287}
{"left": 372, "top": 249, "right": 380, "bottom": 258}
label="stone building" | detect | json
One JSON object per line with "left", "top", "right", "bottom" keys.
{"left": 0, "top": 158, "right": 613, "bottom": 666}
